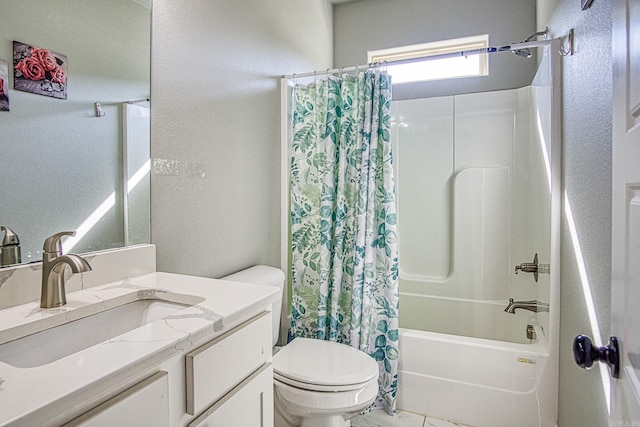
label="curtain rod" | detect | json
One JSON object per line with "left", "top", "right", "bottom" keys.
{"left": 283, "top": 38, "right": 554, "bottom": 80}
{"left": 127, "top": 98, "right": 150, "bottom": 104}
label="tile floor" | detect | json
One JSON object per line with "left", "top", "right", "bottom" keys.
{"left": 350, "top": 410, "right": 472, "bottom": 427}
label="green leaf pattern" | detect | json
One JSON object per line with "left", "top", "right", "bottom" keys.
{"left": 290, "top": 70, "right": 399, "bottom": 414}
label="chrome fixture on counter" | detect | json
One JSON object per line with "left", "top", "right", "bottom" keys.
{"left": 41, "top": 231, "right": 92, "bottom": 309}
{"left": 0, "top": 226, "right": 21, "bottom": 266}
{"left": 504, "top": 298, "right": 549, "bottom": 314}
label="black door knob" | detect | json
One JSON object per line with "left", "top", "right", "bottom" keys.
{"left": 573, "top": 335, "right": 620, "bottom": 378}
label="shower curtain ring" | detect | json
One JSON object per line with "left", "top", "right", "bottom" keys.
{"left": 559, "top": 28, "right": 574, "bottom": 56}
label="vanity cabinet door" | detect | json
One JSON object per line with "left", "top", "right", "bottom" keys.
{"left": 189, "top": 363, "right": 273, "bottom": 427}
{"left": 64, "top": 371, "right": 169, "bottom": 427}
{"left": 186, "top": 311, "right": 272, "bottom": 415}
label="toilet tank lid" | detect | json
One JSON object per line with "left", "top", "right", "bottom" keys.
{"left": 222, "top": 265, "right": 285, "bottom": 289}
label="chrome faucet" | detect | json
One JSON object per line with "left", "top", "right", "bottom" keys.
{"left": 504, "top": 298, "right": 549, "bottom": 314}
{"left": 41, "top": 231, "right": 92, "bottom": 309}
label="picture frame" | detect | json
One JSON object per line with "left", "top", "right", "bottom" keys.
{"left": 13, "top": 41, "right": 67, "bottom": 99}
{"left": 0, "top": 60, "right": 8, "bottom": 111}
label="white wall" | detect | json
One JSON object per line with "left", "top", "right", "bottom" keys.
{"left": 333, "top": 0, "right": 538, "bottom": 100}
{"left": 537, "top": 0, "right": 562, "bottom": 36}
{"left": 150, "top": 1, "right": 333, "bottom": 277}
{"left": 540, "top": 0, "right": 613, "bottom": 425}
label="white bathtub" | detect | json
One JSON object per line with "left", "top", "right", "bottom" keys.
{"left": 399, "top": 292, "right": 550, "bottom": 344}
{"left": 397, "top": 295, "right": 557, "bottom": 427}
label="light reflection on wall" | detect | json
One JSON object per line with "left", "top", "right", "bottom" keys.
{"left": 564, "top": 189, "right": 611, "bottom": 411}
{"left": 63, "top": 160, "right": 151, "bottom": 254}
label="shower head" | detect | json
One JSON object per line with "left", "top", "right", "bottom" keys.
{"left": 511, "top": 27, "right": 549, "bottom": 58}
{"left": 512, "top": 48, "right": 532, "bottom": 58}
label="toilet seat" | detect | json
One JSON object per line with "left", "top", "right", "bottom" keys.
{"left": 274, "top": 371, "right": 377, "bottom": 392}
{"left": 273, "top": 338, "right": 379, "bottom": 392}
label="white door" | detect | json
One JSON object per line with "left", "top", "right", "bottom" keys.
{"left": 611, "top": 0, "right": 640, "bottom": 423}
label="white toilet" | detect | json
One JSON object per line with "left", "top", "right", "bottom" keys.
{"left": 223, "top": 266, "right": 379, "bottom": 427}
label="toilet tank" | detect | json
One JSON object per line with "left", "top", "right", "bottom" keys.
{"left": 222, "top": 265, "right": 285, "bottom": 347}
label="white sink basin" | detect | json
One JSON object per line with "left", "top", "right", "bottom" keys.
{"left": 0, "top": 298, "right": 196, "bottom": 368}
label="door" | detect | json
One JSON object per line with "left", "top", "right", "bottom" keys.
{"left": 611, "top": 0, "right": 640, "bottom": 423}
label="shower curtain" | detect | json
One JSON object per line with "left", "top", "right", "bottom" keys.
{"left": 289, "top": 69, "right": 400, "bottom": 414}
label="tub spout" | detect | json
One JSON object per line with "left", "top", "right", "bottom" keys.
{"left": 504, "top": 298, "right": 549, "bottom": 314}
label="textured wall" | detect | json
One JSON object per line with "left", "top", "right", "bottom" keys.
{"left": 151, "top": 0, "right": 333, "bottom": 277}
{"left": 543, "top": 0, "right": 613, "bottom": 425}
{"left": 333, "top": 0, "right": 537, "bottom": 100}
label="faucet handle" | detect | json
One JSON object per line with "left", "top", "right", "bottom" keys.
{"left": 43, "top": 231, "right": 76, "bottom": 254}
{"left": 1, "top": 226, "right": 20, "bottom": 246}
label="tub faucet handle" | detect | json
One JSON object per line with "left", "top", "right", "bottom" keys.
{"left": 515, "top": 253, "right": 539, "bottom": 282}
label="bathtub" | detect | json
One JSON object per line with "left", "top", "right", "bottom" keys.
{"left": 396, "top": 294, "right": 557, "bottom": 427}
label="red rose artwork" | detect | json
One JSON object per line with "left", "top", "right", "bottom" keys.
{"left": 0, "top": 59, "right": 8, "bottom": 111}
{"left": 13, "top": 41, "right": 67, "bottom": 99}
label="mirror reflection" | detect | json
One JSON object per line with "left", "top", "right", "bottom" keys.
{"left": 0, "top": 0, "right": 151, "bottom": 267}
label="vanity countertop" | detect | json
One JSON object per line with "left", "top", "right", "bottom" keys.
{"left": 0, "top": 272, "right": 279, "bottom": 426}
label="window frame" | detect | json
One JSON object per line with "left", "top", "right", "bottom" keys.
{"left": 368, "top": 34, "right": 490, "bottom": 84}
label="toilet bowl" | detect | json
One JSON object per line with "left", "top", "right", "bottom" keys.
{"left": 223, "top": 266, "right": 379, "bottom": 427}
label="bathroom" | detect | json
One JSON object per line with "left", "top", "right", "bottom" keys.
{"left": 0, "top": 0, "right": 618, "bottom": 426}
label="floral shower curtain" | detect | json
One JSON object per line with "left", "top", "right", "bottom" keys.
{"left": 289, "top": 69, "right": 400, "bottom": 414}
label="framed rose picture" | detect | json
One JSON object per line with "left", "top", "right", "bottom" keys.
{"left": 0, "top": 60, "right": 8, "bottom": 111}
{"left": 13, "top": 41, "right": 67, "bottom": 99}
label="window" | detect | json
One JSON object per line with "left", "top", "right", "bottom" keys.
{"left": 368, "top": 35, "right": 489, "bottom": 84}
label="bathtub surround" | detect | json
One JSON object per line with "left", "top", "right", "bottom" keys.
{"left": 289, "top": 70, "right": 400, "bottom": 414}
{"left": 384, "top": 42, "right": 560, "bottom": 426}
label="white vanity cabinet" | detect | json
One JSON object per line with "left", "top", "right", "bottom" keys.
{"left": 183, "top": 311, "right": 274, "bottom": 426}
{"left": 64, "top": 372, "right": 170, "bottom": 427}
{"left": 189, "top": 364, "right": 273, "bottom": 427}
{"left": 0, "top": 272, "right": 279, "bottom": 427}
{"left": 39, "top": 312, "right": 274, "bottom": 427}
{"left": 185, "top": 311, "right": 272, "bottom": 417}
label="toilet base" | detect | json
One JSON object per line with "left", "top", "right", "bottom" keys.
{"left": 274, "top": 391, "right": 354, "bottom": 427}
{"left": 275, "top": 408, "right": 351, "bottom": 427}
{"left": 301, "top": 418, "right": 351, "bottom": 427}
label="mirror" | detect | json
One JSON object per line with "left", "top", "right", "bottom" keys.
{"left": 0, "top": 0, "right": 151, "bottom": 266}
